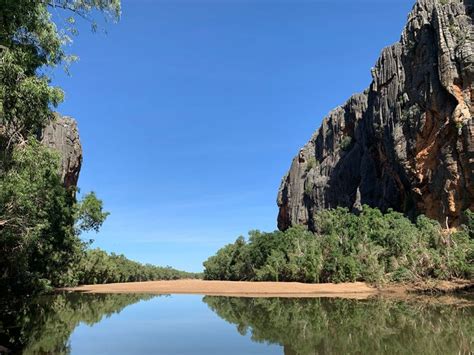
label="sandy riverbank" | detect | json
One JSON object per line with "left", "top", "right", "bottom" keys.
{"left": 61, "top": 279, "right": 473, "bottom": 298}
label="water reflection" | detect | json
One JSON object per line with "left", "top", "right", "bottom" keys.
{"left": 203, "top": 296, "right": 474, "bottom": 355}
{"left": 0, "top": 293, "right": 472, "bottom": 354}
{"left": 0, "top": 293, "right": 154, "bottom": 354}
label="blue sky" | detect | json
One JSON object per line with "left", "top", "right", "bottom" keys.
{"left": 51, "top": 0, "right": 414, "bottom": 272}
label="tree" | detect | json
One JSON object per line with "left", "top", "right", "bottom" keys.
{"left": 0, "top": 0, "right": 120, "bottom": 294}
{"left": 0, "top": 140, "right": 81, "bottom": 292}
{"left": 0, "top": 0, "right": 120, "bottom": 142}
{"left": 464, "top": 209, "right": 474, "bottom": 239}
{"left": 75, "top": 192, "right": 109, "bottom": 233}
{"left": 203, "top": 207, "right": 474, "bottom": 284}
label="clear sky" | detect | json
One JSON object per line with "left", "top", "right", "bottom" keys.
{"left": 51, "top": 0, "right": 415, "bottom": 272}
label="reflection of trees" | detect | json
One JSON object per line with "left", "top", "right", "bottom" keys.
{"left": 0, "top": 293, "right": 155, "bottom": 354}
{"left": 203, "top": 296, "right": 474, "bottom": 355}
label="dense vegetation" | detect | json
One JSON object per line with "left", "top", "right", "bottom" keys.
{"left": 204, "top": 206, "right": 474, "bottom": 284}
{"left": 204, "top": 296, "right": 474, "bottom": 354}
{"left": 0, "top": 0, "right": 121, "bottom": 295}
{"left": 76, "top": 248, "right": 201, "bottom": 285}
{"left": 0, "top": 1, "right": 197, "bottom": 295}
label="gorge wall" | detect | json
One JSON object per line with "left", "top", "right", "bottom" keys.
{"left": 277, "top": 0, "right": 473, "bottom": 230}
{"left": 41, "top": 114, "right": 82, "bottom": 190}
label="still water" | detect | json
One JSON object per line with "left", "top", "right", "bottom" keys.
{"left": 0, "top": 293, "right": 473, "bottom": 354}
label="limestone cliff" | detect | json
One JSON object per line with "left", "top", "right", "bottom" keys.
{"left": 41, "top": 114, "right": 82, "bottom": 190}
{"left": 278, "top": 0, "right": 473, "bottom": 230}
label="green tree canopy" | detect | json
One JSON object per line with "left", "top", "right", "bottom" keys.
{"left": 0, "top": 0, "right": 120, "bottom": 294}
{"left": 203, "top": 206, "right": 474, "bottom": 284}
{"left": 0, "top": 0, "right": 120, "bottom": 139}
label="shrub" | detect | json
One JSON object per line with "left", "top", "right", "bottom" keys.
{"left": 340, "top": 136, "right": 353, "bottom": 151}
{"left": 464, "top": 209, "right": 474, "bottom": 239}
{"left": 304, "top": 181, "right": 314, "bottom": 196}
{"left": 203, "top": 206, "right": 474, "bottom": 284}
{"left": 305, "top": 157, "right": 318, "bottom": 172}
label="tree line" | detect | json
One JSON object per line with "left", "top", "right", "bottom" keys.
{"left": 77, "top": 248, "right": 201, "bottom": 285}
{"left": 203, "top": 206, "right": 474, "bottom": 283}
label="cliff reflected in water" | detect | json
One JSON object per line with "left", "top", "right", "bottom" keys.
{"left": 0, "top": 293, "right": 154, "bottom": 354}
{"left": 204, "top": 296, "right": 474, "bottom": 355}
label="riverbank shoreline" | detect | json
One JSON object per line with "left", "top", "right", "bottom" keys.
{"left": 60, "top": 279, "right": 474, "bottom": 298}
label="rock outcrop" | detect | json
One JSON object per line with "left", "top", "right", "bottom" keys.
{"left": 41, "top": 114, "right": 82, "bottom": 189}
{"left": 278, "top": 0, "right": 473, "bottom": 230}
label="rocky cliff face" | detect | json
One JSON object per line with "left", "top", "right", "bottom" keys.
{"left": 41, "top": 114, "right": 82, "bottom": 190}
{"left": 278, "top": 0, "right": 473, "bottom": 230}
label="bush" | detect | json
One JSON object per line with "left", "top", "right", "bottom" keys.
{"left": 464, "top": 209, "right": 474, "bottom": 239}
{"left": 305, "top": 157, "right": 318, "bottom": 172}
{"left": 340, "top": 136, "right": 352, "bottom": 151}
{"left": 203, "top": 206, "right": 474, "bottom": 284}
{"left": 304, "top": 181, "right": 314, "bottom": 196}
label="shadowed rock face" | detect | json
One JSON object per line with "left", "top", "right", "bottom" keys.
{"left": 278, "top": 0, "right": 474, "bottom": 230}
{"left": 41, "top": 114, "right": 82, "bottom": 190}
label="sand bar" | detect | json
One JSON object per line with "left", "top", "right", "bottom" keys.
{"left": 61, "top": 279, "right": 474, "bottom": 299}
{"left": 63, "top": 279, "right": 380, "bottom": 298}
